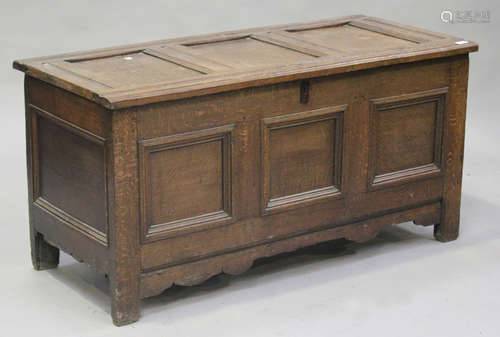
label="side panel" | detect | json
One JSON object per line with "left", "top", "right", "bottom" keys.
{"left": 26, "top": 77, "right": 110, "bottom": 273}
{"left": 31, "top": 105, "right": 108, "bottom": 244}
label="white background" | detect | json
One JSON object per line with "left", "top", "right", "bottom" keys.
{"left": 1, "top": 0, "right": 499, "bottom": 336}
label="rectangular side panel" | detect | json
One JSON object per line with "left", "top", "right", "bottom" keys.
{"left": 32, "top": 106, "right": 108, "bottom": 243}
{"left": 27, "top": 76, "right": 110, "bottom": 247}
{"left": 25, "top": 76, "right": 111, "bottom": 271}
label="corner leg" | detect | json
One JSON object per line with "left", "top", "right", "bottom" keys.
{"left": 434, "top": 56, "right": 468, "bottom": 243}
{"left": 30, "top": 229, "right": 59, "bottom": 270}
{"left": 434, "top": 195, "right": 461, "bottom": 243}
{"left": 433, "top": 223, "right": 459, "bottom": 242}
{"left": 108, "top": 110, "right": 141, "bottom": 326}
{"left": 110, "top": 273, "right": 140, "bottom": 326}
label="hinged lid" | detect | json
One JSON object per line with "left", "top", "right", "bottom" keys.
{"left": 13, "top": 15, "right": 478, "bottom": 109}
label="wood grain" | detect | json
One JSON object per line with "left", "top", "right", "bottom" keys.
{"left": 13, "top": 15, "right": 477, "bottom": 109}
{"left": 108, "top": 111, "right": 141, "bottom": 326}
{"left": 367, "top": 87, "right": 447, "bottom": 190}
{"left": 138, "top": 125, "right": 234, "bottom": 242}
{"left": 140, "top": 201, "right": 442, "bottom": 298}
{"left": 32, "top": 106, "right": 108, "bottom": 244}
{"left": 261, "top": 105, "right": 344, "bottom": 214}
{"left": 436, "top": 55, "right": 469, "bottom": 242}
{"left": 16, "top": 16, "right": 477, "bottom": 326}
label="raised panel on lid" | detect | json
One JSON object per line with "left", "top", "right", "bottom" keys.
{"left": 183, "top": 36, "right": 317, "bottom": 69}
{"left": 58, "top": 51, "right": 203, "bottom": 88}
{"left": 287, "top": 24, "right": 417, "bottom": 53}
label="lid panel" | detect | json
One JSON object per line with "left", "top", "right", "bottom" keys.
{"left": 181, "top": 36, "right": 318, "bottom": 69}
{"left": 287, "top": 24, "right": 417, "bottom": 54}
{"left": 56, "top": 51, "right": 204, "bottom": 88}
{"left": 13, "top": 15, "right": 478, "bottom": 109}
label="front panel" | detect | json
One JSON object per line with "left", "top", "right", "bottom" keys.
{"left": 139, "top": 125, "right": 234, "bottom": 242}
{"left": 261, "top": 106, "right": 344, "bottom": 214}
{"left": 367, "top": 88, "right": 447, "bottom": 190}
{"left": 138, "top": 58, "right": 451, "bottom": 271}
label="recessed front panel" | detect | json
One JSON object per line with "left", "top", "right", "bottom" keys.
{"left": 269, "top": 119, "right": 334, "bottom": 198}
{"left": 368, "top": 88, "right": 447, "bottom": 189}
{"left": 139, "top": 125, "right": 233, "bottom": 242}
{"left": 261, "top": 105, "right": 345, "bottom": 214}
{"left": 376, "top": 101, "right": 437, "bottom": 175}
{"left": 149, "top": 140, "right": 223, "bottom": 223}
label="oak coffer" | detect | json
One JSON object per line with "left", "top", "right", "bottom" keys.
{"left": 13, "top": 15, "right": 478, "bottom": 325}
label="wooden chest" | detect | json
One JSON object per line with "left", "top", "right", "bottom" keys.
{"left": 13, "top": 15, "right": 478, "bottom": 325}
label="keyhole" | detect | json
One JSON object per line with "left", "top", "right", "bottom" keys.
{"left": 300, "top": 80, "right": 310, "bottom": 104}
